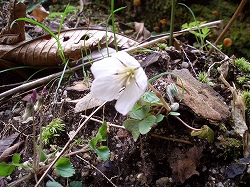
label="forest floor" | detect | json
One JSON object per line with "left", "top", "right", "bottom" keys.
{"left": 0, "top": 1, "right": 250, "bottom": 187}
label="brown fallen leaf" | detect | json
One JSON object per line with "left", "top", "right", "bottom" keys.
{"left": 0, "top": 141, "right": 24, "bottom": 162}
{"left": 0, "top": 0, "right": 26, "bottom": 44}
{"left": 30, "top": 5, "right": 49, "bottom": 22}
{"left": 0, "top": 29, "right": 138, "bottom": 66}
{"left": 169, "top": 146, "right": 203, "bottom": 183}
{"left": 217, "top": 62, "right": 248, "bottom": 137}
{"left": 0, "top": 133, "right": 24, "bottom": 162}
{"left": 0, "top": 133, "right": 19, "bottom": 155}
{"left": 134, "top": 22, "right": 151, "bottom": 42}
{"left": 66, "top": 81, "right": 89, "bottom": 92}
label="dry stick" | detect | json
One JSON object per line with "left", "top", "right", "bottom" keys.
{"left": 123, "top": 20, "right": 223, "bottom": 53}
{"left": 76, "top": 155, "right": 118, "bottom": 187}
{"left": 151, "top": 133, "right": 193, "bottom": 145}
{"left": 0, "top": 62, "right": 88, "bottom": 99}
{"left": 206, "top": 0, "right": 247, "bottom": 56}
{"left": 34, "top": 101, "right": 107, "bottom": 187}
{"left": 0, "top": 20, "right": 222, "bottom": 100}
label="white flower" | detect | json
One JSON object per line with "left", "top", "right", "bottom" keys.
{"left": 90, "top": 51, "right": 148, "bottom": 115}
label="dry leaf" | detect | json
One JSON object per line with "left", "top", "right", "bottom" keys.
{"left": 218, "top": 62, "right": 248, "bottom": 137}
{"left": 66, "top": 81, "right": 89, "bottom": 92}
{"left": 168, "top": 147, "right": 203, "bottom": 183}
{"left": 0, "top": 29, "right": 138, "bottom": 66}
{"left": 0, "top": 133, "right": 23, "bottom": 162}
{"left": 30, "top": 5, "right": 49, "bottom": 22}
{"left": 134, "top": 22, "right": 151, "bottom": 42}
{"left": 74, "top": 93, "right": 105, "bottom": 113}
{"left": 0, "top": 0, "right": 26, "bottom": 44}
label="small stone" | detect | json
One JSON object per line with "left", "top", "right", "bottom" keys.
{"left": 181, "top": 61, "right": 189, "bottom": 68}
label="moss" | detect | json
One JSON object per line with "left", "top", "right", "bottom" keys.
{"left": 243, "top": 91, "right": 250, "bottom": 110}
{"left": 218, "top": 138, "right": 242, "bottom": 159}
{"left": 235, "top": 57, "right": 250, "bottom": 73}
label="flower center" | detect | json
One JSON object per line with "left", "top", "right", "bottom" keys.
{"left": 114, "top": 66, "right": 139, "bottom": 87}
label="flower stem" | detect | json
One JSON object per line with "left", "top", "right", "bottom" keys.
{"left": 148, "top": 83, "right": 171, "bottom": 112}
{"left": 174, "top": 116, "right": 202, "bottom": 131}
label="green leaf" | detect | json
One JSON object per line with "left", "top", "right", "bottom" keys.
{"left": 129, "top": 105, "right": 150, "bottom": 120}
{"left": 46, "top": 181, "right": 64, "bottom": 187}
{"left": 156, "top": 114, "right": 164, "bottom": 123}
{"left": 191, "top": 125, "right": 214, "bottom": 142}
{"left": 90, "top": 122, "right": 108, "bottom": 148}
{"left": 95, "top": 121, "right": 108, "bottom": 143}
{"left": 95, "top": 146, "right": 110, "bottom": 161}
{"left": 70, "top": 181, "right": 83, "bottom": 187}
{"left": 56, "top": 158, "right": 75, "bottom": 177}
{"left": 201, "top": 27, "right": 210, "bottom": 36}
{"left": 123, "top": 119, "right": 140, "bottom": 141}
{"left": 142, "top": 92, "right": 160, "bottom": 104}
{"left": 89, "top": 122, "right": 110, "bottom": 161}
{"left": 139, "top": 115, "right": 156, "bottom": 134}
{"left": 12, "top": 153, "right": 20, "bottom": 164}
{"left": 0, "top": 162, "right": 15, "bottom": 176}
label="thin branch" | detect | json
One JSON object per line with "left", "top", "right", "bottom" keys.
{"left": 35, "top": 101, "right": 107, "bottom": 187}
{"left": 207, "top": 0, "right": 247, "bottom": 56}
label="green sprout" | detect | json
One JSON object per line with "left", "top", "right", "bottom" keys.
{"left": 197, "top": 72, "right": 214, "bottom": 86}
{"left": 42, "top": 119, "right": 66, "bottom": 145}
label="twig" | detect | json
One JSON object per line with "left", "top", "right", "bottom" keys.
{"left": 207, "top": 0, "right": 247, "bottom": 56}
{"left": 148, "top": 83, "right": 171, "bottom": 112}
{"left": 76, "top": 155, "right": 118, "bottom": 187}
{"left": 8, "top": 173, "right": 33, "bottom": 187}
{"left": 34, "top": 101, "right": 107, "bottom": 187}
{"left": 0, "top": 21, "right": 222, "bottom": 100}
{"left": 151, "top": 133, "right": 193, "bottom": 145}
{"left": 81, "top": 115, "right": 125, "bottom": 129}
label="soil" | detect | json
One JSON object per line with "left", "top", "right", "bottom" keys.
{"left": 0, "top": 1, "right": 250, "bottom": 187}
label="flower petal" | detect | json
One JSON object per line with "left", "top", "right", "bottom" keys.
{"left": 90, "top": 56, "right": 124, "bottom": 79}
{"left": 115, "top": 76, "right": 147, "bottom": 115}
{"left": 112, "top": 51, "right": 140, "bottom": 68}
{"left": 90, "top": 75, "right": 121, "bottom": 101}
{"left": 135, "top": 67, "right": 148, "bottom": 90}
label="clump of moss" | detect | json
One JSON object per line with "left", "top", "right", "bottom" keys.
{"left": 243, "top": 91, "right": 250, "bottom": 113}
{"left": 197, "top": 72, "right": 214, "bottom": 86}
{"left": 237, "top": 76, "right": 249, "bottom": 85}
{"left": 218, "top": 137, "right": 242, "bottom": 159}
{"left": 42, "top": 119, "right": 66, "bottom": 145}
{"left": 235, "top": 57, "right": 250, "bottom": 74}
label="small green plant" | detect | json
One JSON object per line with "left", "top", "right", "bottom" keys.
{"left": 179, "top": 3, "right": 210, "bottom": 48}
{"left": 182, "top": 21, "right": 211, "bottom": 48}
{"left": 89, "top": 121, "right": 110, "bottom": 161}
{"left": 0, "top": 154, "right": 26, "bottom": 177}
{"left": 197, "top": 71, "right": 214, "bottom": 86}
{"left": 42, "top": 119, "right": 66, "bottom": 145}
{"left": 235, "top": 57, "right": 250, "bottom": 74}
{"left": 123, "top": 101, "right": 164, "bottom": 141}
